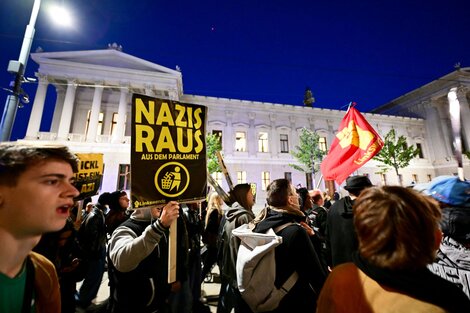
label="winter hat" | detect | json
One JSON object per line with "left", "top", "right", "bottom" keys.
{"left": 108, "top": 190, "right": 127, "bottom": 211}
{"left": 428, "top": 176, "right": 470, "bottom": 208}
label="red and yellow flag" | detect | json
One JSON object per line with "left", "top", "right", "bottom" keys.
{"left": 320, "top": 106, "right": 383, "bottom": 184}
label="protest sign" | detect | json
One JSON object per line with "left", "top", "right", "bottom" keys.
{"left": 73, "top": 153, "right": 104, "bottom": 200}
{"left": 131, "top": 94, "right": 207, "bottom": 208}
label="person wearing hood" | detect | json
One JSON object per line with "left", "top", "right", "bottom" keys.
{"left": 75, "top": 192, "right": 109, "bottom": 310}
{"left": 217, "top": 183, "right": 255, "bottom": 313}
{"left": 105, "top": 190, "right": 130, "bottom": 237}
{"left": 325, "top": 175, "right": 372, "bottom": 268}
{"left": 107, "top": 201, "right": 186, "bottom": 313}
{"left": 251, "top": 178, "right": 327, "bottom": 312}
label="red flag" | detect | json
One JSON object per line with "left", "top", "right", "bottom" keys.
{"left": 320, "top": 106, "right": 383, "bottom": 184}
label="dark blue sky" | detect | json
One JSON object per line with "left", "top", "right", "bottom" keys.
{"left": 1, "top": 0, "right": 469, "bottom": 139}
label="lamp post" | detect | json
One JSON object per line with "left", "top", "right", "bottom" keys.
{"left": 0, "top": 0, "right": 41, "bottom": 141}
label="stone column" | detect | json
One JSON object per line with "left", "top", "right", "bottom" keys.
{"left": 270, "top": 114, "right": 277, "bottom": 156}
{"left": 112, "top": 87, "right": 129, "bottom": 143}
{"left": 25, "top": 75, "right": 48, "bottom": 139}
{"left": 423, "top": 100, "right": 446, "bottom": 160}
{"left": 248, "top": 112, "right": 256, "bottom": 156}
{"left": 51, "top": 86, "right": 66, "bottom": 133}
{"left": 456, "top": 86, "right": 470, "bottom": 150}
{"left": 289, "top": 116, "right": 297, "bottom": 149}
{"left": 225, "top": 110, "right": 234, "bottom": 156}
{"left": 86, "top": 84, "right": 104, "bottom": 142}
{"left": 57, "top": 81, "right": 77, "bottom": 140}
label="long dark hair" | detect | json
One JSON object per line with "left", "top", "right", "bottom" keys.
{"left": 228, "top": 184, "right": 252, "bottom": 210}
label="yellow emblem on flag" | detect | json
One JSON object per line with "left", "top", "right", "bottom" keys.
{"left": 336, "top": 120, "right": 375, "bottom": 150}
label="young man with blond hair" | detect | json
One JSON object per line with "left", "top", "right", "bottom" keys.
{"left": 0, "top": 143, "right": 79, "bottom": 313}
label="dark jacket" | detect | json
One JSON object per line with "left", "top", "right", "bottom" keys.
{"left": 253, "top": 209, "right": 327, "bottom": 312}
{"left": 108, "top": 209, "right": 189, "bottom": 313}
{"left": 217, "top": 203, "right": 255, "bottom": 287}
{"left": 325, "top": 196, "right": 358, "bottom": 267}
{"left": 78, "top": 206, "right": 107, "bottom": 260}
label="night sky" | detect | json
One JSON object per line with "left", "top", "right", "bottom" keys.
{"left": 1, "top": 0, "right": 469, "bottom": 140}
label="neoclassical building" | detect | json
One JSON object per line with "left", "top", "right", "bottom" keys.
{"left": 17, "top": 47, "right": 470, "bottom": 206}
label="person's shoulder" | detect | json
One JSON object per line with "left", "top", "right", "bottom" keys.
{"left": 29, "top": 251, "right": 55, "bottom": 270}
{"left": 29, "top": 252, "right": 59, "bottom": 289}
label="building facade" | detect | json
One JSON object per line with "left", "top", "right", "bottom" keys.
{"left": 17, "top": 48, "right": 470, "bottom": 206}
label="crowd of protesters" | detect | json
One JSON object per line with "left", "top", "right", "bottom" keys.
{"left": 2, "top": 142, "right": 470, "bottom": 313}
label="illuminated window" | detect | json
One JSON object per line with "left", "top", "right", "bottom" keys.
{"left": 235, "top": 132, "right": 246, "bottom": 152}
{"left": 280, "top": 134, "right": 289, "bottom": 153}
{"left": 118, "top": 164, "right": 130, "bottom": 190}
{"left": 261, "top": 171, "right": 271, "bottom": 191}
{"left": 85, "top": 110, "right": 104, "bottom": 136}
{"left": 258, "top": 132, "right": 269, "bottom": 152}
{"left": 237, "top": 171, "right": 247, "bottom": 184}
{"left": 212, "top": 130, "right": 223, "bottom": 148}
{"left": 110, "top": 113, "right": 118, "bottom": 135}
{"left": 213, "top": 172, "right": 223, "bottom": 186}
{"left": 416, "top": 143, "right": 424, "bottom": 158}
{"left": 319, "top": 137, "right": 327, "bottom": 152}
{"left": 412, "top": 174, "right": 418, "bottom": 183}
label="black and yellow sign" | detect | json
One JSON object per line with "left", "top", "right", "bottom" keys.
{"left": 74, "top": 153, "right": 104, "bottom": 200}
{"left": 131, "top": 94, "right": 207, "bottom": 208}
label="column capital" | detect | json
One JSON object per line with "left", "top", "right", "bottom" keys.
{"left": 269, "top": 113, "right": 277, "bottom": 122}
{"left": 225, "top": 110, "right": 233, "bottom": 118}
{"left": 36, "top": 73, "right": 49, "bottom": 83}
{"left": 248, "top": 112, "right": 256, "bottom": 120}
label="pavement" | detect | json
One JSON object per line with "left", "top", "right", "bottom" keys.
{"left": 77, "top": 266, "right": 221, "bottom": 313}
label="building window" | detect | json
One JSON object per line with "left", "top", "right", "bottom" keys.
{"left": 213, "top": 172, "right": 223, "bottom": 187}
{"left": 416, "top": 143, "right": 424, "bottom": 158}
{"left": 261, "top": 171, "right": 270, "bottom": 191}
{"left": 118, "top": 164, "right": 131, "bottom": 190}
{"left": 258, "top": 132, "right": 269, "bottom": 152}
{"left": 237, "top": 171, "right": 247, "bottom": 184}
{"left": 110, "top": 113, "right": 118, "bottom": 135}
{"left": 284, "top": 172, "right": 292, "bottom": 183}
{"left": 380, "top": 174, "right": 387, "bottom": 186}
{"left": 427, "top": 174, "right": 432, "bottom": 182}
{"left": 212, "top": 130, "right": 223, "bottom": 148}
{"left": 280, "top": 134, "right": 289, "bottom": 153}
{"left": 85, "top": 111, "right": 104, "bottom": 136}
{"left": 319, "top": 136, "right": 327, "bottom": 152}
{"left": 412, "top": 174, "right": 418, "bottom": 183}
{"left": 235, "top": 132, "right": 246, "bottom": 152}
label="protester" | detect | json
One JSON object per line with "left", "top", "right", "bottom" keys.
{"left": 252, "top": 179, "right": 327, "bottom": 312}
{"left": 0, "top": 143, "right": 79, "bottom": 313}
{"left": 75, "top": 192, "right": 109, "bottom": 310}
{"left": 217, "top": 183, "right": 255, "bottom": 313}
{"left": 426, "top": 176, "right": 470, "bottom": 299}
{"left": 182, "top": 202, "right": 210, "bottom": 313}
{"left": 34, "top": 216, "right": 85, "bottom": 313}
{"left": 107, "top": 201, "right": 185, "bottom": 313}
{"left": 325, "top": 175, "right": 372, "bottom": 267}
{"left": 201, "top": 192, "right": 224, "bottom": 283}
{"left": 105, "top": 190, "right": 130, "bottom": 237}
{"left": 317, "top": 186, "right": 470, "bottom": 312}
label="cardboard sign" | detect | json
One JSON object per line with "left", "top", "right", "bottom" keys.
{"left": 74, "top": 153, "right": 104, "bottom": 200}
{"left": 131, "top": 94, "right": 207, "bottom": 208}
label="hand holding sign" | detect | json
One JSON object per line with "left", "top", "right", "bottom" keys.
{"left": 159, "top": 201, "right": 180, "bottom": 228}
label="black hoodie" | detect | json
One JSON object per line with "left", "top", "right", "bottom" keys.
{"left": 325, "top": 195, "right": 358, "bottom": 267}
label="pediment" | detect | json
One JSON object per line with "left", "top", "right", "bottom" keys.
{"left": 31, "top": 49, "right": 180, "bottom": 76}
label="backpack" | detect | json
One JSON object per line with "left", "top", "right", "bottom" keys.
{"left": 232, "top": 222, "right": 298, "bottom": 313}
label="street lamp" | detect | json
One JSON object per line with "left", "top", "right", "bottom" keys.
{"left": 0, "top": 0, "right": 41, "bottom": 141}
{"left": 0, "top": 0, "right": 72, "bottom": 141}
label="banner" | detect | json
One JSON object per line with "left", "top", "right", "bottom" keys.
{"left": 320, "top": 106, "right": 383, "bottom": 184}
{"left": 131, "top": 94, "right": 207, "bottom": 208}
{"left": 74, "top": 153, "right": 104, "bottom": 200}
